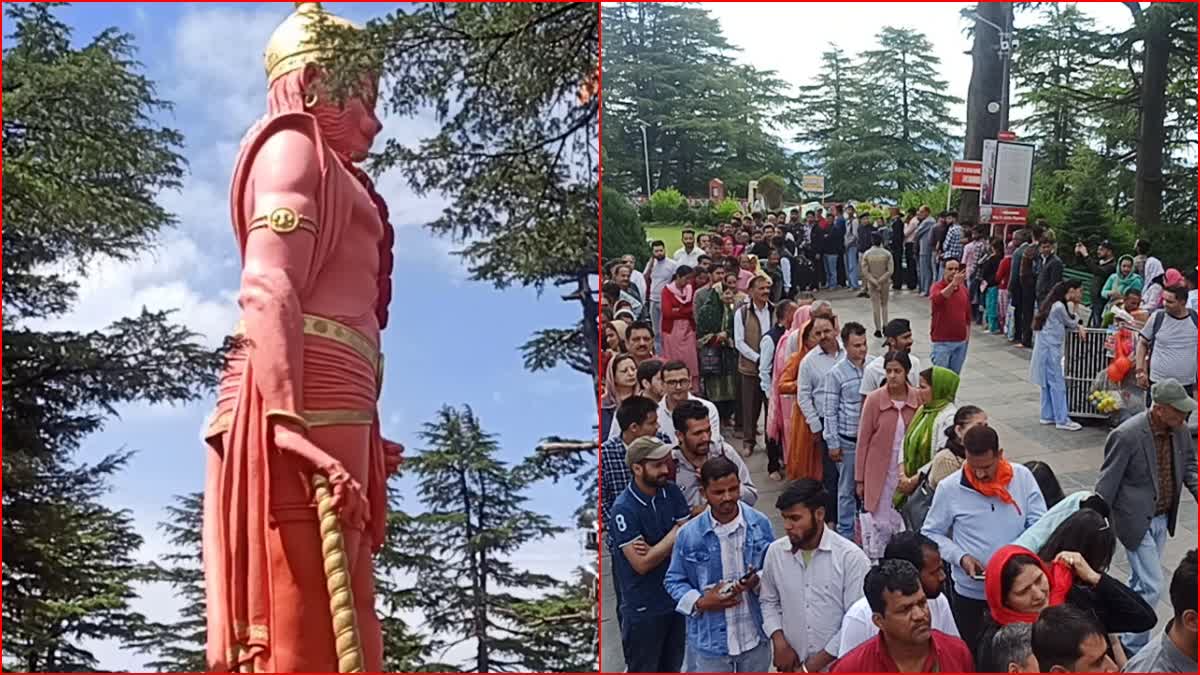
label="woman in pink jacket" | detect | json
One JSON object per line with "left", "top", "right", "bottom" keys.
{"left": 854, "top": 350, "right": 924, "bottom": 560}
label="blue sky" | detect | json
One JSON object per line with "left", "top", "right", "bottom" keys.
{"left": 15, "top": 3, "right": 596, "bottom": 669}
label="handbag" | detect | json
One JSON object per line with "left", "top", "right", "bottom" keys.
{"left": 901, "top": 472, "right": 935, "bottom": 533}
{"left": 699, "top": 344, "right": 723, "bottom": 376}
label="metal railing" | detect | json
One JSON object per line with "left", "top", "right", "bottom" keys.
{"left": 1063, "top": 327, "right": 1111, "bottom": 419}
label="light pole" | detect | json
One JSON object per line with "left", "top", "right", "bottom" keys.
{"left": 635, "top": 118, "right": 652, "bottom": 198}
{"left": 968, "top": 5, "right": 1014, "bottom": 132}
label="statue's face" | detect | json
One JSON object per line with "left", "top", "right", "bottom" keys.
{"left": 309, "top": 69, "right": 383, "bottom": 162}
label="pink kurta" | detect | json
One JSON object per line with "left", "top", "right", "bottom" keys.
{"left": 661, "top": 282, "right": 700, "bottom": 393}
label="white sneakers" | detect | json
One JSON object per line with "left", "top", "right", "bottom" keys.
{"left": 1056, "top": 421, "right": 1083, "bottom": 431}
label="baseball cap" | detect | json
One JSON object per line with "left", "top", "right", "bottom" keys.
{"left": 626, "top": 436, "right": 673, "bottom": 467}
{"left": 1151, "top": 379, "right": 1197, "bottom": 413}
{"left": 882, "top": 318, "right": 912, "bottom": 346}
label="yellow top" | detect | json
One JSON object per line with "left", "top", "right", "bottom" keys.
{"left": 263, "top": 2, "right": 361, "bottom": 86}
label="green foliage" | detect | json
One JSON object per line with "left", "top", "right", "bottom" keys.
{"left": 601, "top": 3, "right": 795, "bottom": 197}
{"left": 713, "top": 197, "right": 741, "bottom": 222}
{"left": 899, "top": 184, "right": 950, "bottom": 214}
{"left": 601, "top": 188, "right": 648, "bottom": 267}
{"left": 313, "top": 1, "right": 599, "bottom": 379}
{"left": 2, "top": 5, "right": 226, "bottom": 670}
{"left": 129, "top": 494, "right": 207, "bottom": 673}
{"left": 649, "top": 188, "right": 686, "bottom": 222}
{"left": 757, "top": 174, "right": 787, "bottom": 210}
{"left": 395, "top": 406, "right": 570, "bottom": 672}
{"left": 789, "top": 30, "right": 961, "bottom": 199}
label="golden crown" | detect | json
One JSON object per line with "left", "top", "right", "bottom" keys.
{"left": 263, "top": 2, "right": 361, "bottom": 86}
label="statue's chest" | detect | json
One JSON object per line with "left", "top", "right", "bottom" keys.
{"left": 325, "top": 165, "right": 384, "bottom": 269}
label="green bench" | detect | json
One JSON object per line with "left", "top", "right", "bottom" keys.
{"left": 1063, "top": 267, "right": 1095, "bottom": 307}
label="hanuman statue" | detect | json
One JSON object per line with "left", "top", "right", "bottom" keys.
{"left": 201, "top": 3, "right": 401, "bottom": 671}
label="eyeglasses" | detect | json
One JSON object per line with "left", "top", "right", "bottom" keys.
{"left": 663, "top": 379, "right": 691, "bottom": 388}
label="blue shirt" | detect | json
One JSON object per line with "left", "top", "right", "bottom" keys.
{"left": 822, "top": 356, "right": 865, "bottom": 450}
{"left": 600, "top": 432, "right": 673, "bottom": 547}
{"left": 921, "top": 463, "right": 1047, "bottom": 600}
{"left": 610, "top": 482, "right": 691, "bottom": 620}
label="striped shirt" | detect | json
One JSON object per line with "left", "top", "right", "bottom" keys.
{"left": 822, "top": 356, "right": 865, "bottom": 450}
{"left": 942, "top": 224, "right": 963, "bottom": 261}
{"left": 600, "top": 431, "right": 673, "bottom": 547}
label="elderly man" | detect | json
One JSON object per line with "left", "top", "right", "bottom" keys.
{"left": 1096, "top": 379, "right": 1199, "bottom": 656}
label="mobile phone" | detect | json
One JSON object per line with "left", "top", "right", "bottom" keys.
{"left": 970, "top": 572, "right": 986, "bottom": 581}
{"left": 738, "top": 566, "right": 757, "bottom": 584}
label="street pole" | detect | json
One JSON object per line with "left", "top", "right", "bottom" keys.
{"left": 998, "top": 4, "right": 1012, "bottom": 133}
{"left": 635, "top": 119, "right": 652, "bottom": 198}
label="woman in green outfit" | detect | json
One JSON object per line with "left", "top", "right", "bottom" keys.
{"left": 696, "top": 275, "right": 740, "bottom": 428}
{"left": 898, "top": 366, "right": 961, "bottom": 497}
{"left": 1100, "top": 255, "right": 1144, "bottom": 316}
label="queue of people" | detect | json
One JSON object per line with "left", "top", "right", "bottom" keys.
{"left": 598, "top": 207, "right": 1197, "bottom": 673}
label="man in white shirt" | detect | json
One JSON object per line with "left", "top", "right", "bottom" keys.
{"left": 674, "top": 228, "right": 704, "bottom": 267}
{"left": 644, "top": 241, "right": 679, "bottom": 353}
{"left": 797, "top": 316, "right": 845, "bottom": 524}
{"left": 836, "top": 532, "right": 960, "bottom": 657}
{"left": 860, "top": 318, "right": 922, "bottom": 396}
{"left": 621, "top": 253, "right": 648, "bottom": 302}
{"left": 734, "top": 275, "right": 774, "bottom": 458}
{"left": 760, "top": 479, "right": 870, "bottom": 673}
{"left": 607, "top": 360, "right": 721, "bottom": 444}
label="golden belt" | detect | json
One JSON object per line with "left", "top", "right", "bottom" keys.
{"left": 205, "top": 314, "right": 383, "bottom": 438}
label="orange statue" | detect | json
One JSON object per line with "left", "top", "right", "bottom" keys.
{"left": 201, "top": 3, "right": 400, "bottom": 671}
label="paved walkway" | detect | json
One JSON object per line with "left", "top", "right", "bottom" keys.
{"left": 600, "top": 287, "right": 1197, "bottom": 672}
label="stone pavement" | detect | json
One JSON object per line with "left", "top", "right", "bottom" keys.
{"left": 600, "top": 286, "right": 1197, "bottom": 672}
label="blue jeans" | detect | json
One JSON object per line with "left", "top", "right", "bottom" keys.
{"left": 823, "top": 254, "right": 840, "bottom": 289}
{"left": 687, "top": 638, "right": 771, "bottom": 673}
{"left": 650, "top": 299, "right": 663, "bottom": 353}
{"left": 918, "top": 253, "right": 933, "bottom": 294}
{"left": 1121, "top": 514, "right": 1169, "bottom": 655}
{"left": 930, "top": 340, "right": 969, "bottom": 374}
{"left": 1039, "top": 366, "right": 1070, "bottom": 425}
{"left": 836, "top": 443, "right": 858, "bottom": 540}
{"left": 845, "top": 245, "right": 860, "bottom": 289}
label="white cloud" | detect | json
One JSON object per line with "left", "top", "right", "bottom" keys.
{"left": 28, "top": 235, "right": 240, "bottom": 348}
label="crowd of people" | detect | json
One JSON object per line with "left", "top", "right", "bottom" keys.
{"left": 598, "top": 203, "right": 1199, "bottom": 673}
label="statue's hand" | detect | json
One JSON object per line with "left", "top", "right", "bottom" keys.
{"left": 271, "top": 420, "right": 369, "bottom": 528}
{"left": 320, "top": 461, "right": 368, "bottom": 531}
{"left": 382, "top": 438, "right": 405, "bottom": 475}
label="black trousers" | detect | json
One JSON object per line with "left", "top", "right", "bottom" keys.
{"left": 621, "top": 612, "right": 685, "bottom": 673}
{"left": 891, "top": 246, "right": 905, "bottom": 290}
{"left": 1019, "top": 283, "right": 1036, "bottom": 347}
{"left": 951, "top": 591, "right": 990, "bottom": 658}
{"left": 904, "top": 243, "right": 919, "bottom": 289}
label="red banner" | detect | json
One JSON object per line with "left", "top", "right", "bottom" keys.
{"left": 981, "top": 205, "right": 1028, "bottom": 225}
{"left": 950, "top": 160, "right": 983, "bottom": 191}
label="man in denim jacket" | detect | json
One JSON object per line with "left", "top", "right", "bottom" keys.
{"left": 665, "top": 456, "right": 776, "bottom": 672}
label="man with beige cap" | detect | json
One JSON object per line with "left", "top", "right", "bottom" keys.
{"left": 1096, "top": 378, "right": 1199, "bottom": 656}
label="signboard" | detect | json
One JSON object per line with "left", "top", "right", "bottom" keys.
{"left": 801, "top": 175, "right": 825, "bottom": 194}
{"left": 949, "top": 160, "right": 983, "bottom": 191}
{"left": 980, "top": 205, "right": 1028, "bottom": 226}
{"left": 981, "top": 139, "right": 1034, "bottom": 208}
{"left": 998, "top": 130, "right": 1017, "bottom": 141}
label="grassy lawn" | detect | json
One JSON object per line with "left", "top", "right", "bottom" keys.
{"left": 643, "top": 224, "right": 686, "bottom": 252}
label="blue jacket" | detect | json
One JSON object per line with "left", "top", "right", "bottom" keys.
{"left": 664, "top": 504, "right": 775, "bottom": 658}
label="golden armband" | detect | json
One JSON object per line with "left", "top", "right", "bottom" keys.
{"left": 248, "top": 206, "right": 319, "bottom": 236}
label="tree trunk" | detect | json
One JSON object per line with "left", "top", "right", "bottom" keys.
{"left": 1132, "top": 2, "right": 1169, "bottom": 231}
{"left": 959, "top": 2, "right": 1009, "bottom": 223}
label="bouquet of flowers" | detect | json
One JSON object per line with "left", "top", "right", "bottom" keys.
{"left": 1089, "top": 389, "right": 1122, "bottom": 415}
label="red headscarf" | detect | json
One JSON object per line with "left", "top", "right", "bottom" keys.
{"left": 985, "top": 545, "right": 1074, "bottom": 625}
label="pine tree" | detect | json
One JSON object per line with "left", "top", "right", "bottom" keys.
{"left": 130, "top": 494, "right": 207, "bottom": 673}
{"left": 600, "top": 186, "right": 648, "bottom": 266}
{"left": 311, "top": 2, "right": 599, "bottom": 382}
{"left": 2, "top": 5, "right": 225, "bottom": 670}
{"left": 601, "top": 3, "right": 792, "bottom": 197}
{"left": 857, "top": 27, "right": 963, "bottom": 195}
{"left": 788, "top": 46, "right": 875, "bottom": 198}
{"left": 400, "top": 406, "right": 571, "bottom": 672}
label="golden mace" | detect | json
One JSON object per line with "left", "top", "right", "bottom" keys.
{"left": 312, "top": 473, "right": 365, "bottom": 673}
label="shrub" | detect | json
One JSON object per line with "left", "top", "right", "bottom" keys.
{"left": 713, "top": 197, "right": 741, "bottom": 222}
{"left": 602, "top": 186, "right": 648, "bottom": 265}
{"left": 649, "top": 188, "right": 686, "bottom": 222}
{"left": 757, "top": 174, "right": 787, "bottom": 210}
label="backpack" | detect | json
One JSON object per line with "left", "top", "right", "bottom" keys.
{"left": 1145, "top": 308, "right": 1199, "bottom": 368}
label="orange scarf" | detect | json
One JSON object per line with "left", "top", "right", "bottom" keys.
{"left": 962, "top": 457, "right": 1021, "bottom": 515}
